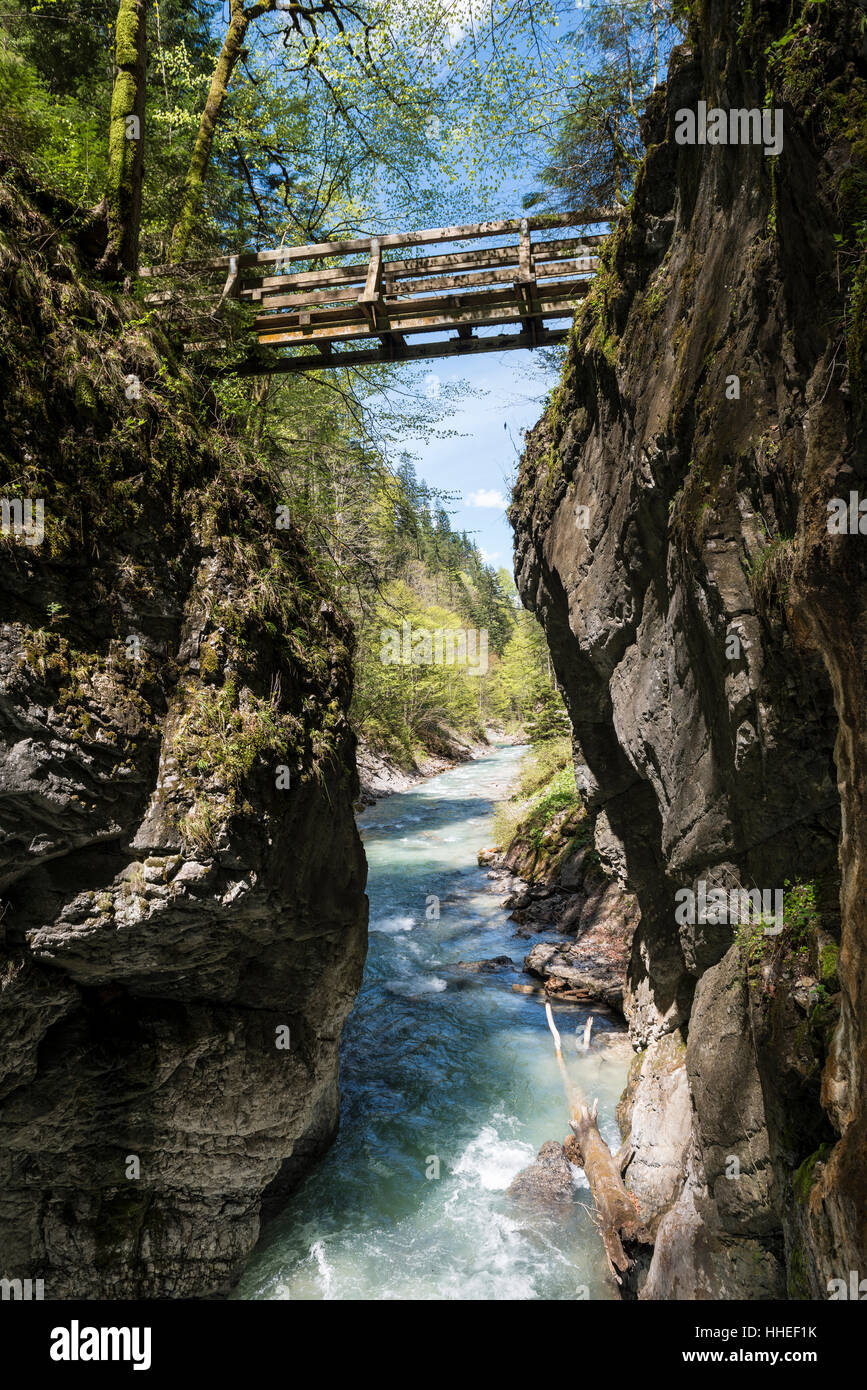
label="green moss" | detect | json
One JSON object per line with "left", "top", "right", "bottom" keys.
{"left": 574, "top": 228, "right": 625, "bottom": 368}
{"left": 787, "top": 1241, "right": 810, "bottom": 1300}
{"left": 848, "top": 253, "right": 867, "bottom": 415}
{"left": 763, "top": 2, "right": 867, "bottom": 413}
{"left": 781, "top": 880, "right": 821, "bottom": 948}
{"left": 493, "top": 739, "right": 587, "bottom": 874}
{"left": 792, "top": 1143, "right": 833, "bottom": 1206}
{"left": 178, "top": 797, "right": 219, "bottom": 856}
{"left": 818, "top": 940, "right": 839, "bottom": 986}
{"left": 198, "top": 636, "right": 220, "bottom": 677}
{"left": 520, "top": 767, "right": 583, "bottom": 851}
{"left": 638, "top": 278, "right": 666, "bottom": 325}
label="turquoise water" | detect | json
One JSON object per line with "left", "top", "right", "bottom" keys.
{"left": 236, "top": 742, "right": 630, "bottom": 1300}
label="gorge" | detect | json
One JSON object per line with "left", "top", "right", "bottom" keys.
{"left": 0, "top": 0, "right": 865, "bottom": 1313}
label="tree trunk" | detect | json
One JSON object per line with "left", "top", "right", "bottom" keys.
{"left": 568, "top": 1103, "right": 644, "bottom": 1282}
{"left": 545, "top": 1003, "right": 649, "bottom": 1291}
{"left": 168, "top": 0, "right": 274, "bottom": 263}
{"left": 101, "top": 0, "right": 148, "bottom": 277}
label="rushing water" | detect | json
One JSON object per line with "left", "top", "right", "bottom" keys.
{"left": 236, "top": 742, "right": 630, "bottom": 1300}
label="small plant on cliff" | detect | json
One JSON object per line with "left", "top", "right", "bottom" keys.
{"left": 745, "top": 534, "right": 795, "bottom": 612}
{"left": 173, "top": 678, "right": 288, "bottom": 792}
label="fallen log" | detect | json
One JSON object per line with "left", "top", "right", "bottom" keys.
{"left": 545, "top": 1003, "right": 648, "bottom": 1290}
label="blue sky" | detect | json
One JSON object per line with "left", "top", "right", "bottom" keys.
{"left": 409, "top": 346, "right": 562, "bottom": 571}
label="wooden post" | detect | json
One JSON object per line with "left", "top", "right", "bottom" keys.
{"left": 358, "top": 239, "right": 384, "bottom": 326}
{"left": 213, "top": 253, "right": 240, "bottom": 316}
{"left": 516, "top": 218, "right": 539, "bottom": 347}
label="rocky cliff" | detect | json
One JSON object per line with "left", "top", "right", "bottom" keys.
{"left": 0, "top": 161, "right": 367, "bottom": 1297}
{"left": 512, "top": 0, "right": 866, "bottom": 1298}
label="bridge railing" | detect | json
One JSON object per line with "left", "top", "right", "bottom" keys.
{"left": 139, "top": 209, "right": 619, "bottom": 371}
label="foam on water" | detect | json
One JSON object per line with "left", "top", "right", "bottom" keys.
{"left": 372, "top": 913, "right": 416, "bottom": 934}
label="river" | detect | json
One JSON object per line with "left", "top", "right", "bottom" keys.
{"left": 235, "top": 741, "right": 629, "bottom": 1300}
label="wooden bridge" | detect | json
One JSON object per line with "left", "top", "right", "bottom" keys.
{"left": 139, "top": 210, "right": 615, "bottom": 373}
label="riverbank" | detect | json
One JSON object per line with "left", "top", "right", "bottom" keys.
{"left": 355, "top": 726, "right": 524, "bottom": 805}
{"left": 484, "top": 739, "right": 639, "bottom": 1015}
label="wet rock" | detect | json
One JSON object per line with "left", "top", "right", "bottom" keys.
{"left": 455, "top": 956, "right": 514, "bottom": 973}
{"left": 522, "top": 880, "right": 639, "bottom": 1012}
{"left": 564, "top": 1134, "right": 583, "bottom": 1167}
{"left": 506, "top": 1141, "right": 575, "bottom": 1202}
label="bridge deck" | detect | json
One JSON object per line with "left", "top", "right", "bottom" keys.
{"left": 139, "top": 211, "right": 615, "bottom": 372}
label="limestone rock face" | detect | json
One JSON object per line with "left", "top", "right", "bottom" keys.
{"left": 0, "top": 167, "right": 367, "bottom": 1297}
{"left": 511, "top": 0, "right": 866, "bottom": 1298}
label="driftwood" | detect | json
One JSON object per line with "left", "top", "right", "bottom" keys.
{"left": 545, "top": 1003, "right": 648, "bottom": 1290}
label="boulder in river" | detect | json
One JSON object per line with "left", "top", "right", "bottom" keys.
{"left": 506, "top": 1141, "right": 575, "bottom": 1203}
{"left": 455, "top": 956, "right": 515, "bottom": 972}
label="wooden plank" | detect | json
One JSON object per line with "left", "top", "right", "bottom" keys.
{"left": 252, "top": 258, "right": 598, "bottom": 313}
{"left": 256, "top": 275, "right": 586, "bottom": 322}
{"left": 255, "top": 295, "right": 583, "bottom": 347}
{"left": 516, "top": 217, "right": 539, "bottom": 347}
{"left": 253, "top": 295, "right": 583, "bottom": 341}
{"left": 518, "top": 219, "right": 533, "bottom": 281}
{"left": 359, "top": 239, "right": 382, "bottom": 301}
{"left": 358, "top": 238, "right": 384, "bottom": 329}
{"left": 144, "top": 289, "right": 182, "bottom": 305}
{"left": 248, "top": 209, "right": 612, "bottom": 265}
{"left": 140, "top": 210, "right": 619, "bottom": 278}
{"left": 229, "top": 327, "right": 570, "bottom": 374}
{"left": 382, "top": 257, "right": 597, "bottom": 296}
{"left": 253, "top": 278, "right": 585, "bottom": 334}
{"left": 241, "top": 235, "right": 608, "bottom": 299}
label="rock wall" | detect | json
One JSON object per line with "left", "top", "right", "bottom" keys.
{"left": 512, "top": 0, "right": 866, "bottom": 1298}
{"left": 0, "top": 163, "right": 367, "bottom": 1296}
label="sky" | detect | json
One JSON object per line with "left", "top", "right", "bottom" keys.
{"left": 408, "top": 346, "right": 562, "bottom": 572}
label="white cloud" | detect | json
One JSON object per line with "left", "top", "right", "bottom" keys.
{"left": 480, "top": 548, "right": 500, "bottom": 564}
{"left": 466, "top": 488, "right": 506, "bottom": 508}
